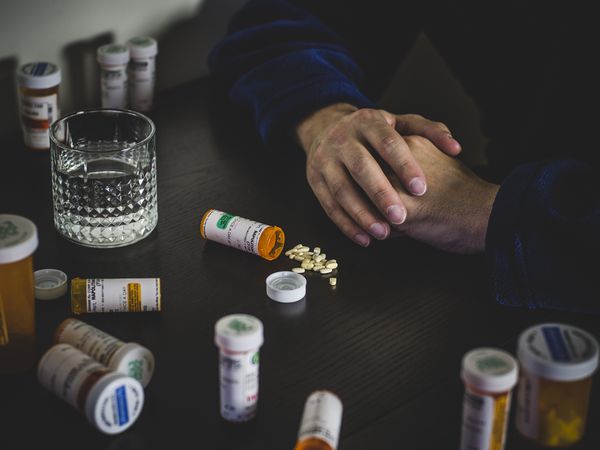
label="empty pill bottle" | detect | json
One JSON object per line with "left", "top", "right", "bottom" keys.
{"left": 515, "top": 323, "right": 599, "bottom": 447}
{"left": 214, "top": 314, "right": 264, "bottom": 422}
{"left": 71, "top": 277, "right": 161, "bottom": 314}
{"left": 460, "top": 348, "right": 518, "bottom": 450}
{"left": 38, "top": 343, "right": 144, "bottom": 434}
{"left": 17, "top": 62, "right": 61, "bottom": 150}
{"left": 97, "top": 44, "right": 130, "bottom": 108}
{"left": 127, "top": 36, "right": 158, "bottom": 112}
{"left": 0, "top": 214, "right": 39, "bottom": 374}
{"left": 200, "top": 209, "right": 285, "bottom": 260}
{"left": 294, "top": 390, "right": 343, "bottom": 450}
{"left": 54, "top": 318, "right": 155, "bottom": 387}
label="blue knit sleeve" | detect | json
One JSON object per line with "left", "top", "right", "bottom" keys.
{"left": 208, "top": 0, "right": 375, "bottom": 146}
{"left": 486, "top": 159, "right": 600, "bottom": 312}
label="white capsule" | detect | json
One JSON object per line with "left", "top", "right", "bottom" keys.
{"left": 298, "top": 246, "right": 310, "bottom": 253}
{"left": 315, "top": 255, "right": 326, "bottom": 263}
{"left": 325, "top": 262, "right": 338, "bottom": 269}
{"left": 293, "top": 244, "right": 303, "bottom": 250}
{"left": 319, "top": 268, "right": 333, "bottom": 274}
{"left": 313, "top": 266, "right": 322, "bottom": 272}
{"left": 313, "top": 247, "right": 321, "bottom": 255}
{"left": 294, "top": 256, "right": 305, "bottom": 262}
{"left": 329, "top": 277, "right": 337, "bottom": 286}
{"left": 326, "top": 259, "right": 337, "bottom": 264}
{"left": 292, "top": 267, "right": 305, "bottom": 273}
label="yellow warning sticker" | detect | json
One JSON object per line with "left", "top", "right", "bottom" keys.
{"left": 127, "top": 283, "right": 142, "bottom": 312}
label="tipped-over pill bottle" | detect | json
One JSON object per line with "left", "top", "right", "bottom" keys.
{"left": 460, "top": 348, "right": 518, "bottom": 450}
{"left": 55, "top": 318, "right": 155, "bottom": 387}
{"left": 294, "top": 390, "right": 343, "bottom": 450}
{"left": 97, "top": 44, "right": 130, "bottom": 108}
{"left": 71, "top": 277, "right": 161, "bottom": 314}
{"left": 127, "top": 36, "right": 158, "bottom": 112}
{"left": 200, "top": 209, "right": 285, "bottom": 260}
{"left": 516, "top": 323, "right": 599, "bottom": 447}
{"left": 17, "top": 62, "right": 61, "bottom": 150}
{"left": 0, "top": 215, "right": 38, "bottom": 374}
{"left": 214, "top": 314, "right": 264, "bottom": 422}
{"left": 38, "top": 344, "right": 144, "bottom": 434}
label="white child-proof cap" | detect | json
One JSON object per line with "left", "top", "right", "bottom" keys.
{"left": 215, "top": 314, "right": 264, "bottom": 353}
{"left": 0, "top": 214, "right": 38, "bottom": 264}
{"left": 85, "top": 371, "right": 145, "bottom": 435}
{"left": 127, "top": 36, "right": 158, "bottom": 59}
{"left": 97, "top": 44, "right": 130, "bottom": 66}
{"left": 34, "top": 269, "right": 68, "bottom": 300}
{"left": 517, "top": 323, "right": 599, "bottom": 381}
{"left": 110, "top": 342, "right": 155, "bottom": 388}
{"left": 18, "top": 62, "right": 61, "bottom": 89}
{"left": 461, "top": 347, "right": 518, "bottom": 393}
{"left": 266, "top": 271, "right": 306, "bottom": 303}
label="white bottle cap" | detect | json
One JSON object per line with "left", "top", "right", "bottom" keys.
{"left": 34, "top": 269, "right": 68, "bottom": 300}
{"left": 461, "top": 347, "right": 518, "bottom": 393}
{"left": 215, "top": 314, "right": 263, "bottom": 353}
{"left": 17, "top": 62, "right": 61, "bottom": 89}
{"left": 0, "top": 214, "right": 38, "bottom": 264}
{"left": 127, "top": 36, "right": 158, "bottom": 59}
{"left": 97, "top": 44, "right": 130, "bottom": 66}
{"left": 84, "top": 371, "right": 145, "bottom": 434}
{"left": 110, "top": 342, "right": 155, "bottom": 387}
{"left": 266, "top": 271, "right": 306, "bottom": 303}
{"left": 517, "top": 323, "right": 599, "bottom": 381}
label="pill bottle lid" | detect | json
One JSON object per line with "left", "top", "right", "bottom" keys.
{"left": 97, "top": 44, "right": 130, "bottom": 65}
{"left": 34, "top": 269, "right": 68, "bottom": 300}
{"left": 17, "top": 62, "right": 61, "bottom": 89}
{"left": 85, "top": 371, "right": 145, "bottom": 435}
{"left": 215, "top": 314, "right": 264, "bottom": 352}
{"left": 266, "top": 271, "right": 306, "bottom": 303}
{"left": 110, "top": 342, "right": 155, "bottom": 388}
{"left": 127, "top": 36, "right": 158, "bottom": 58}
{"left": 0, "top": 215, "right": 38, "bottom": 264}
{"left": 517, "top": 323, "right": 599, "bottom": 381}
{"left": 461, "top": 347, "right": 518, "bottom": 393}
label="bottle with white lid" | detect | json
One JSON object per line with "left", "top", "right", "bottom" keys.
{"left": 54, "top": 318, "right": 155, "bottom": 387}
{"left": 38, "top": 344, "right": 144, "bottom": 434}
{"left": 17, "top": 62, "right": 61, "bottom": 150}
{"left": 0, "top": 214, "right": 39, "bottom": 373}
{"left": 294, "top": 390, "right": 343, "bottom": 450}
{"left": 460, "top": 348, "right": 518, "bottom": 450}
{"left": 214, "top": 314, "right": 264, "bottom": 422}
{"left": 127, "top": 36, "right": 158, "bottom": 112}
{"left": 97, "top": 44, "right": 130, "bottom": 108}
{"left": 515, "top": 323, "right": 599, "bottom": 447}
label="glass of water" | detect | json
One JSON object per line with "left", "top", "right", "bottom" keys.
{"left": 50, "top": 109, "right": 158, "bottom": 248}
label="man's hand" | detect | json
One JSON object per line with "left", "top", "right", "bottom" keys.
{"left": 391, "top": 136, "right": 500, "bottom": 254}
{"left": 295, "top": 103, "right": 461, "bottom": 247}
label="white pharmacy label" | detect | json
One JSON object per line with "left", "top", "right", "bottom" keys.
{"left": 101, "top": 67, "right": 128, "bottom": 108}
{"left": 516, "top": 371, "right": 540, "bottom": 440}
{"left": 85, "top": 278, "right": 161, "bottom": 313}
{"left": 20, "top": 93, "right": 59, "bottom": 149}
{"left": 298, "top": 391, "right": 343, "bottom": 449}
{"left": 219, "top": 349, "right": 260, "bottom": 422}
{"left": 56, "top": 320, "right": 123, "bottom": 366}
{"left": 202, "top": 210, "right": 268, "bottom": 256}
{"left": 460, "top": 389, "right": 495, "bottom": 450}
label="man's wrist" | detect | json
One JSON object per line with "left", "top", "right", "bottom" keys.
{"left": 295, "top": 103, "right": 358, "bottom": 154}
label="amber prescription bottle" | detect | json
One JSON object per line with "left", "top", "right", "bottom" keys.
{"left": 294, "top": 390, "right": 343, "bottom": 450}
{"left": 0, "top": 214, "right": 39, "bottom": 374}
{"left": 127, "top": 36, "right": 158, "bottom": 112}
{"left": 215, "top": 314, "right": 264, "bottom": 422}
{"left": 97, "top": 43, "right": 130, "bottom": 108}
{"left": 200, "top": 209, "right": 285, "bottom": 260}
{"left": 17, "top": 62, "right": 61, "bottom": 150}
{"left": 71, "top": 277, "right": 161, "bottom": 314}
{"left": 38, "top": 344, "right": 144, "bottom": 434}
{"left": 55, "top": 318, "right": 155, "bottom": 387}
{"left": 460, "top": 348, "right": 518, "bottom": 450}
{"left": 516, "top": 323, "right": 599, "bottom": 447}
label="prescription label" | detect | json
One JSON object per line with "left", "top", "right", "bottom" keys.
{"left": 460, "top": 390, "right": 495, "bottom": 450}
{"left": 516, "top": 371, "right": 540, "bottom": 439}
{"left": 19, "top": 93, "right": 59, "bottom": 149}
{"left": 219, "top": 349, "right": 260, "bottom": 422}
{"left": 202, "top": 210, "right": 268, "bottom": 256}
{"left": 298, "top": 391, "right": 343, "bottom": 449}
{"left": 86, "top": 278, "right": 161, "bottom": 313}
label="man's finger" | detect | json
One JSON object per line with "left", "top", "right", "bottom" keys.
{"left": 392, "top": 113, "right": 462, "bottom": 155}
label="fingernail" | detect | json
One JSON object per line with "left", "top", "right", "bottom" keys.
{"left": 354, "top": 233, "right": 370, "bottom": 247}
{"left": 387, "top": 205, "right": 406, "bottom": 224}
{"left": 408, "top": 177, "right": 427, "bottom": 196}
{"left": 369, "top": 222, "right": 388, "bottom": 240}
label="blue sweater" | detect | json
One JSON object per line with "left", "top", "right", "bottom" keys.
{"left": 209, "top": 0, "right": 600, "bottom": 312}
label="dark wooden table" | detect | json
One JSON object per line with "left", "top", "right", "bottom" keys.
{"left": 1, "top": 78, "right": 599, "bottom": 450}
